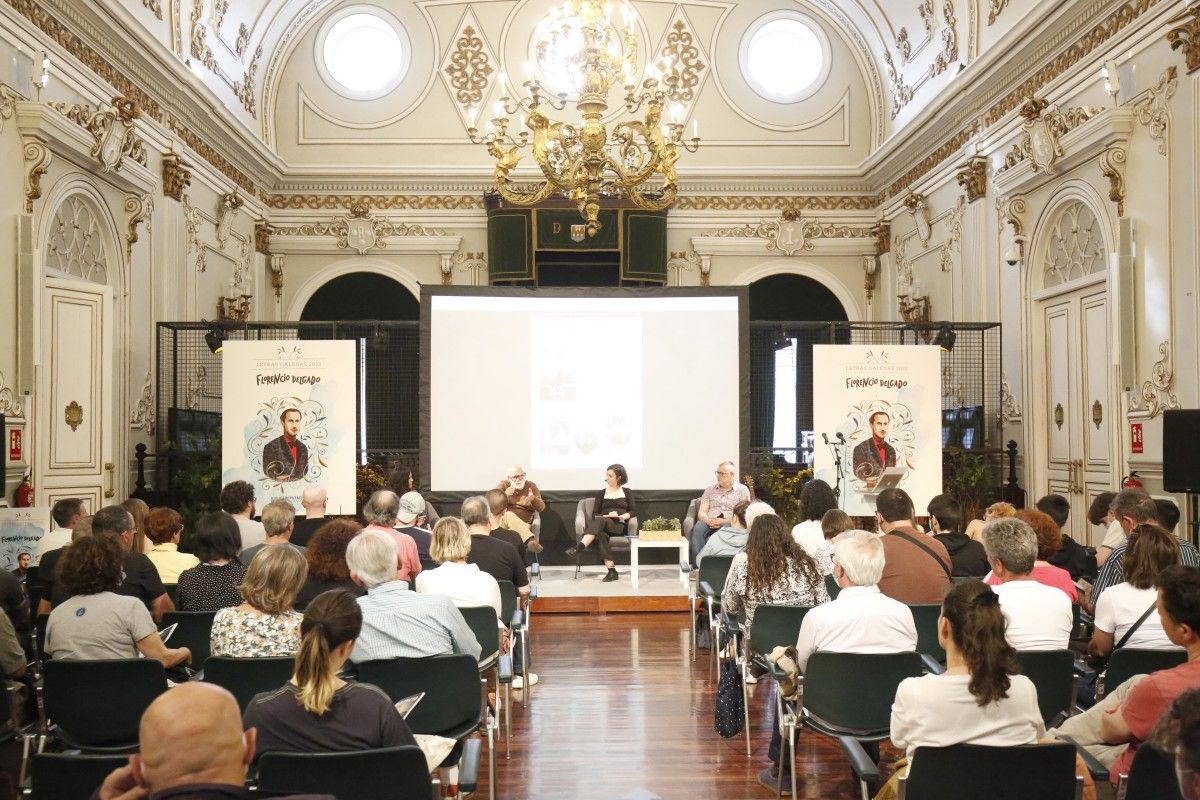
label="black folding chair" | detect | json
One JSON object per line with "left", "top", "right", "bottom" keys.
{"left": 909, "top": 604, "right": 945, "bottom": 663}
{"left": 692, "top": 554, "right": 734, "bottom": 671}
{"left": 43, "top": 659, "right": 168, "bottom": 752}
{"left": 1099, "top": 648, "right": 1187, "bottom": 699}
{"left": 899, "top": 743, "right": 1082, "bottom": 799}
{"left": 788, "top": 651, "right": 926, "bottom": 800}
{"left": 28, "top": 753, "right": 128, "bottom": 800}
{"left": 459, "top": 605, "right": 514, "bottom": 760}
{"left": 497, "top": 579, "right": 532, "bottom": 707}
{"left": 740, "top": 604, "right": 812, "bottom": 758}
{"left": 824, "top": 574, "right": 841, "bottom": 600}
{"left": 256, "top": 745, "right": 436, "bottom": 800}
{"left": 1014, "top": 649, "right": 1077, "bottom": 727}
{"left": 355, "top": 654, "right": 490, "bottom": 800}
{"left": 159, "top": 610, "right": 216, "bottom": 668}
{"left": 164, "top": 583, "right": 179, "bottom": 607}
{"left": 202, "top": 656, "right": 294, "bottom": 712}
{"left": 1115, "top": 740, "right": 1185, "bottom": 800}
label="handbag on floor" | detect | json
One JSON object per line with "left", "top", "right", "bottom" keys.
{"left": 714, "top": 650, "right": 745, "bottom": 739}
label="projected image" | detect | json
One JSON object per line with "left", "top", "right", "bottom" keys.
{"left": 530, "top": 316, "right": 643, "bottom": 469}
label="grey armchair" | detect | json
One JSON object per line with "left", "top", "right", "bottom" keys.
{"left": 572, "top": 497, "right": 636, "bottom": 579}
{"left": 681, "top": 497, "right": 701, "bottom": 540}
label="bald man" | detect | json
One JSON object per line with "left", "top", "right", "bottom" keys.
{"left": 290, "top": 485, "right": 328, "bottom": 548}
{"left": 495, "top": 465, "right": 545, "bottom": 553}
{"left": 95, "top": 683, "right": 332, "bottom": 800}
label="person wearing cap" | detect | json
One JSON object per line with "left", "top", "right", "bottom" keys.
{"left": 395, "top": 491, "right": 433, "bottom": 561}
{"left": 495, "top": 465, "right": 545, "bottom": 553}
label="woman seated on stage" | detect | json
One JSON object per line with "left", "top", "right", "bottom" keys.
{"left": 722, "top": 513, "right": 829, "bottom": 634}
{"left": 566, "top": 464, "right": 635, "bottom": 583}
{"left": 211, "top": 545, "right": 307, "bottom": 658}
{"left": 243, "top": 588, "right": 417, "bottom": 760}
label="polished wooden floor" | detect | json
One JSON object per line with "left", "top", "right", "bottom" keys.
{"left": 487, "top": 612, "right": 888, "bottom": 800}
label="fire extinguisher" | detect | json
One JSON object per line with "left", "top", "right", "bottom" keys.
{"left": 12, "top": 470, "right": 32, "bottom": 507}
{"left": 1121, "top": 471, "right": 1144, "bottom": 490}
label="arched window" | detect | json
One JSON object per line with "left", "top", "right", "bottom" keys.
{"left": 1040, "top": 201, "right": 1106, "bottom": 289}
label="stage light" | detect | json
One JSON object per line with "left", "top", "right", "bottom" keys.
{"left": 205, "top": 323, "right": 226, "bottom": 354}
{"left": 933, "top": 324, "right": 956, "bottom": 352}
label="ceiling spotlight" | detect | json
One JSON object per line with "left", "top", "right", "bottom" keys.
{"left": 933, "top": 324, "right": 956, "bottom": 352}
{"left": 204, "top": 323, "right": 226, "bottom": 354}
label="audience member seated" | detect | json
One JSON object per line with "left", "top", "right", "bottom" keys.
{"left": 176, "top": 512, "right": 247, "bottom": 612}
{"left": 964, "top": 500, "right": 1016, "bottom": 541}
{"left": 1050, "top": 565, "right": 1200, "bottom": 783}
{"left": 689, "top": 461, "right": 751, "bottom": 566}
{"left": 395, "top": 491, "right": 433, "bottom": 560}
{"left": 696, "top": 500, "right": 750, "bottom": 567}
{"left": 566, "top": 463, "right": 637, "bottom": 582}
{"left": 1038, "top": 493, "right": 1093, "bottom": 581}
{"left": 1008, "top": 508, "right": 1079, "bottom": 600}
{"left": 290, "top": 485, "right": 328, "bottom": 548}
{"left": 0, "top": 608, "right": 25, "bottom": 680}
{"left": 875, "top": 488, "right": 952, "bottom": 605}
{"left": 123, "top": 497, "right": 151, "bottom": 554}
{"left": 722, "top": 513, "right": 829, "bottom": 635}
{"left": 416, "top": 517, "right": 502, "bottom": 615}
{"left": 220, "top": 480, "right": 263, "bottom": 551}
{"left": 1089, "top": 524, "right": 1182, "bottom": 659}
{"left": 294, "top": 520, "right": 365, "bottom": 608}
{"left": 386, "top": 465, "right": 439, "bottom": 522}
{"left": 1096, "top": 489, "right": 1144, "bottom": 568}
{"left": 241, "top": 498, "right": 305, "bottom": 564}
{"left": 35, "top": 516, "right": 89, "bottom": 612}
{"left": 362, "top": 490, "right": 422, "bottom": 584}
{"left": 1088, "top": 490, "right": 1118, "bottom": 557}
{"left": 1090, "top": 495, "right": 1199, "bottom": 614}
{"left": 927, "top": 494, "right": 989, "bottom": 578}
{"left": 462, "top": 496, "right": 529, "bottom": 597}
{"left": 495, "top": 464, "right": 546, "bottom": 554}
{"left": 1149, "top": 688, "right": 1200, "bottom": 799}
{"left": 37, "top": 497, "right": 83, "bottom": 562}
{"left": 790, "top": 479, "right": 838, "bottom": 558}
{"left": 881, "top": 581, "right": 1044, "bottom": 798}
{"left": 41, "top": 505, "right": 173, "bottom": 622}
{"left": 345, "top": 530, "right": 481, "bottom": 663}
{"left": 95, "top": 682, "right": 334, "bottom": 800}
{"left": 211, "top": 545, "right": 307, "bottom": 658}
{"left": 144, "top": 507, "right": 200, "bottom": 584}
{"left": 485, "top": 489, "right": 529, "bottom": 562}
{"left": 811, "top": 508, "right": 854, "bottom": 577}
{"left": 46, "top": 535, "right": 190, "bottom": 667}
{"left": 242, "top": 589, "right": 417, "bottom": 760}
{"left": 981, "top": 517, "right": 1073, "bottom": 650}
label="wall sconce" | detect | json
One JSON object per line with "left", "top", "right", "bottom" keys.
{"left": 862, "top": 255, "right": 878, "bottom": 303}
{"left": 898, "top": 283, "right": 932, "bottom": 342}
{"left": 217, "top": 280, "right": 252, "bottom": 321}
{"left": 34, "top": 51, "right": 49, "bottom": 100}
{"left": 1100, "top": 59, "right": 1121, "bottom": 104}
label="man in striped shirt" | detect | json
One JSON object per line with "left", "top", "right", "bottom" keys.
{"left": 345, "top": 529, "right": 481, "bottom": 663}
{"left": 1088, "top": 497, "right": 1198, "bottom": 614}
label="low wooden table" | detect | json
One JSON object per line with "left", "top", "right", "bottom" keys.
{"left": 629, "top": 536, "right": 688, "bottom": 590}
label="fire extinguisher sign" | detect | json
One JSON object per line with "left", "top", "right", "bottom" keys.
{"left": 1130, "top": 423, "right": 1143, "bottom": 454}
{"left": 7, "top": 429, "right": 20, "bottom": 462}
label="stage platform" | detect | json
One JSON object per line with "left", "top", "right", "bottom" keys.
{"left": 530, "top": 565, "right": 695, "bottom": 614}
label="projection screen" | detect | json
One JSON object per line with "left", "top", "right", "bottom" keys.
{"left": 421, "top": 288, "right": 747, "bottom": 492}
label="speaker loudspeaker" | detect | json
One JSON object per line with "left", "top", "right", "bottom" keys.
{"left": 1163, "top": 409, "right": 1200, "bottom": 493}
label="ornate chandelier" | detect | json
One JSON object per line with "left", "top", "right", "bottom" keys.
{"left": 469, "top": 1, "right": 699, "bottom": 237}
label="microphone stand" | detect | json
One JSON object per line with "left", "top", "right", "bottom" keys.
{"left": 823, "top": 435, "right": 844, "bottom": 502}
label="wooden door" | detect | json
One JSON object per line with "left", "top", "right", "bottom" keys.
{"left": 36, "top": 279, "right": 114, "bottom": 510}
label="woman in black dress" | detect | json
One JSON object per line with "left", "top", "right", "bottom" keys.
{"left": 566, "top": 464, "right": 635, "bottom": 582}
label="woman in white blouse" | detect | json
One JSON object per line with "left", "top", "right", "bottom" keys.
{"left": 1090, "top": 523, "right": 1182, "bottom": 657}
{"left": 416, "top": 516, "right": 502, "bottom": 615}
{"left": 883, "top": 581, "right": 1043, "bottom": 797}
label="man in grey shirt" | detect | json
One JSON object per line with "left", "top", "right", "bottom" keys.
{"left": 345, "top": 529, "right": 481, "bottom": 663}
{"left": 240, "top": 498, "right": 305, "bottom": 565}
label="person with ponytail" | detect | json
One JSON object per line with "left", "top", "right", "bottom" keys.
{"left": 877, "top": 582, "right": 1044, "bottom": 798}
{"left": 242, "top": 589, "right": 416, "bottom": 760}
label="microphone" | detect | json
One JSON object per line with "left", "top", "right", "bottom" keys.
{"left": 836, "top": 432, "right": 846, "bottom": 443}
{"left": 821, "top": 432, "right": 830, "bottom": 445}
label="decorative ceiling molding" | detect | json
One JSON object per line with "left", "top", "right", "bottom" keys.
{"left": 988, "top": 1, "right": 1011, "bottom": 26}
{"left": 1133, "top": 66, "right": 1177, "bottom": 156}
{"left": 1099, "top": 144, "right": 1127, "bottom": 217}
{"left": 996, "top": 99, "right": 1103, "bottom": 174}
{"left": 896, "top": 0, "right": 936, "bottom": 64}
{"left": 676, "top": 195, "right": 878, "bottom": 212}
{"left": 940, "top": 195, "right": 965, "bottom": 272}
{"left": 448, "top": 249, "right": 487, "bottom": 286}
{"left": 46, "top": 95, "right": 148, "bottom": 173}
{"left": 0, "top": 84, "right": 19, "bottom": 132}
{"left": 955, "top": 154, "right": 989, "bottom": 202}
{"left": 181, "top": 193, "right": 207, "bottom": 274}
{"left": 884, "top": 0, "right": 957, "bottom": 119}
{"left": 267, "top": 194, "right": 486, "bottom": 211}
{"left": 666, "top": 250, "right": 702, "bottom": 286}
{"left": 1166, "top": 5, "right": 1200, "bottom": 74}
{"left": 699, "top": 209, "right": 875, "bottom": 256}
{"left": 993, "top": 107, "right": 1136, "bottom": 197}
{"left": 1127, "top": 340, "right": 1180, "bottom": 418}
{"left": 162, "top": 153, "right": 192, "bottom": 201}
{"left": 141, "top": 0, "right": 162, "bottom": 22}
{"left": 270, "top": 201, "right": 452, "bottom": 255}
{"left": 21, "top": 139, "right": 51, "bottom": 214}
{"left": 216, "top": 191, "right": 244, "bottom": 249}
{"left": 655, "top": 11, "right": 709, "bottom": 107}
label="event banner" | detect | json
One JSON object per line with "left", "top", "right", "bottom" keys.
{"left": 0, "top": 507, "right": 49, "bottom": 569}
{"left": 812, "top": 345, "right": 942, "bottom": 516}
{"left": 221, "top": 340, "right": 357, "bottom": 514}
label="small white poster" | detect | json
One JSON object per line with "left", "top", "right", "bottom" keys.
{"left": 0, "top": 507, "right": 50, "bottom": 570}
{"left": 221, "top": 340, "right": 357, "bottom": 514}
{"left": 812, "top": 345, "right": 943, "bottom": 516}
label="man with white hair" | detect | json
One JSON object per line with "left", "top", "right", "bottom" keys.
{"left": 346, "top": 529, "right": 480, "bottom": 663}
{"left": 982, "top": 517, "right": 1073, "bottom": 650}
{"left": 495, "top": 464, "right": 545, "bottom": 553}
{"left": 362, "top": 490, "right": 421, "bottom": 584}
{"left": 290, "top": 484, "right": 328, "bottom": 547}
{"left": 690, "top": 461, "right": 752, "bottom": 565}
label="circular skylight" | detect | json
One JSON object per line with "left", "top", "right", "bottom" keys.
{"left": 740, "top": 14, "right": 829, "bottom": 103}
{"left": 317, "top": 9, "right": 409, "bottom": 99}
